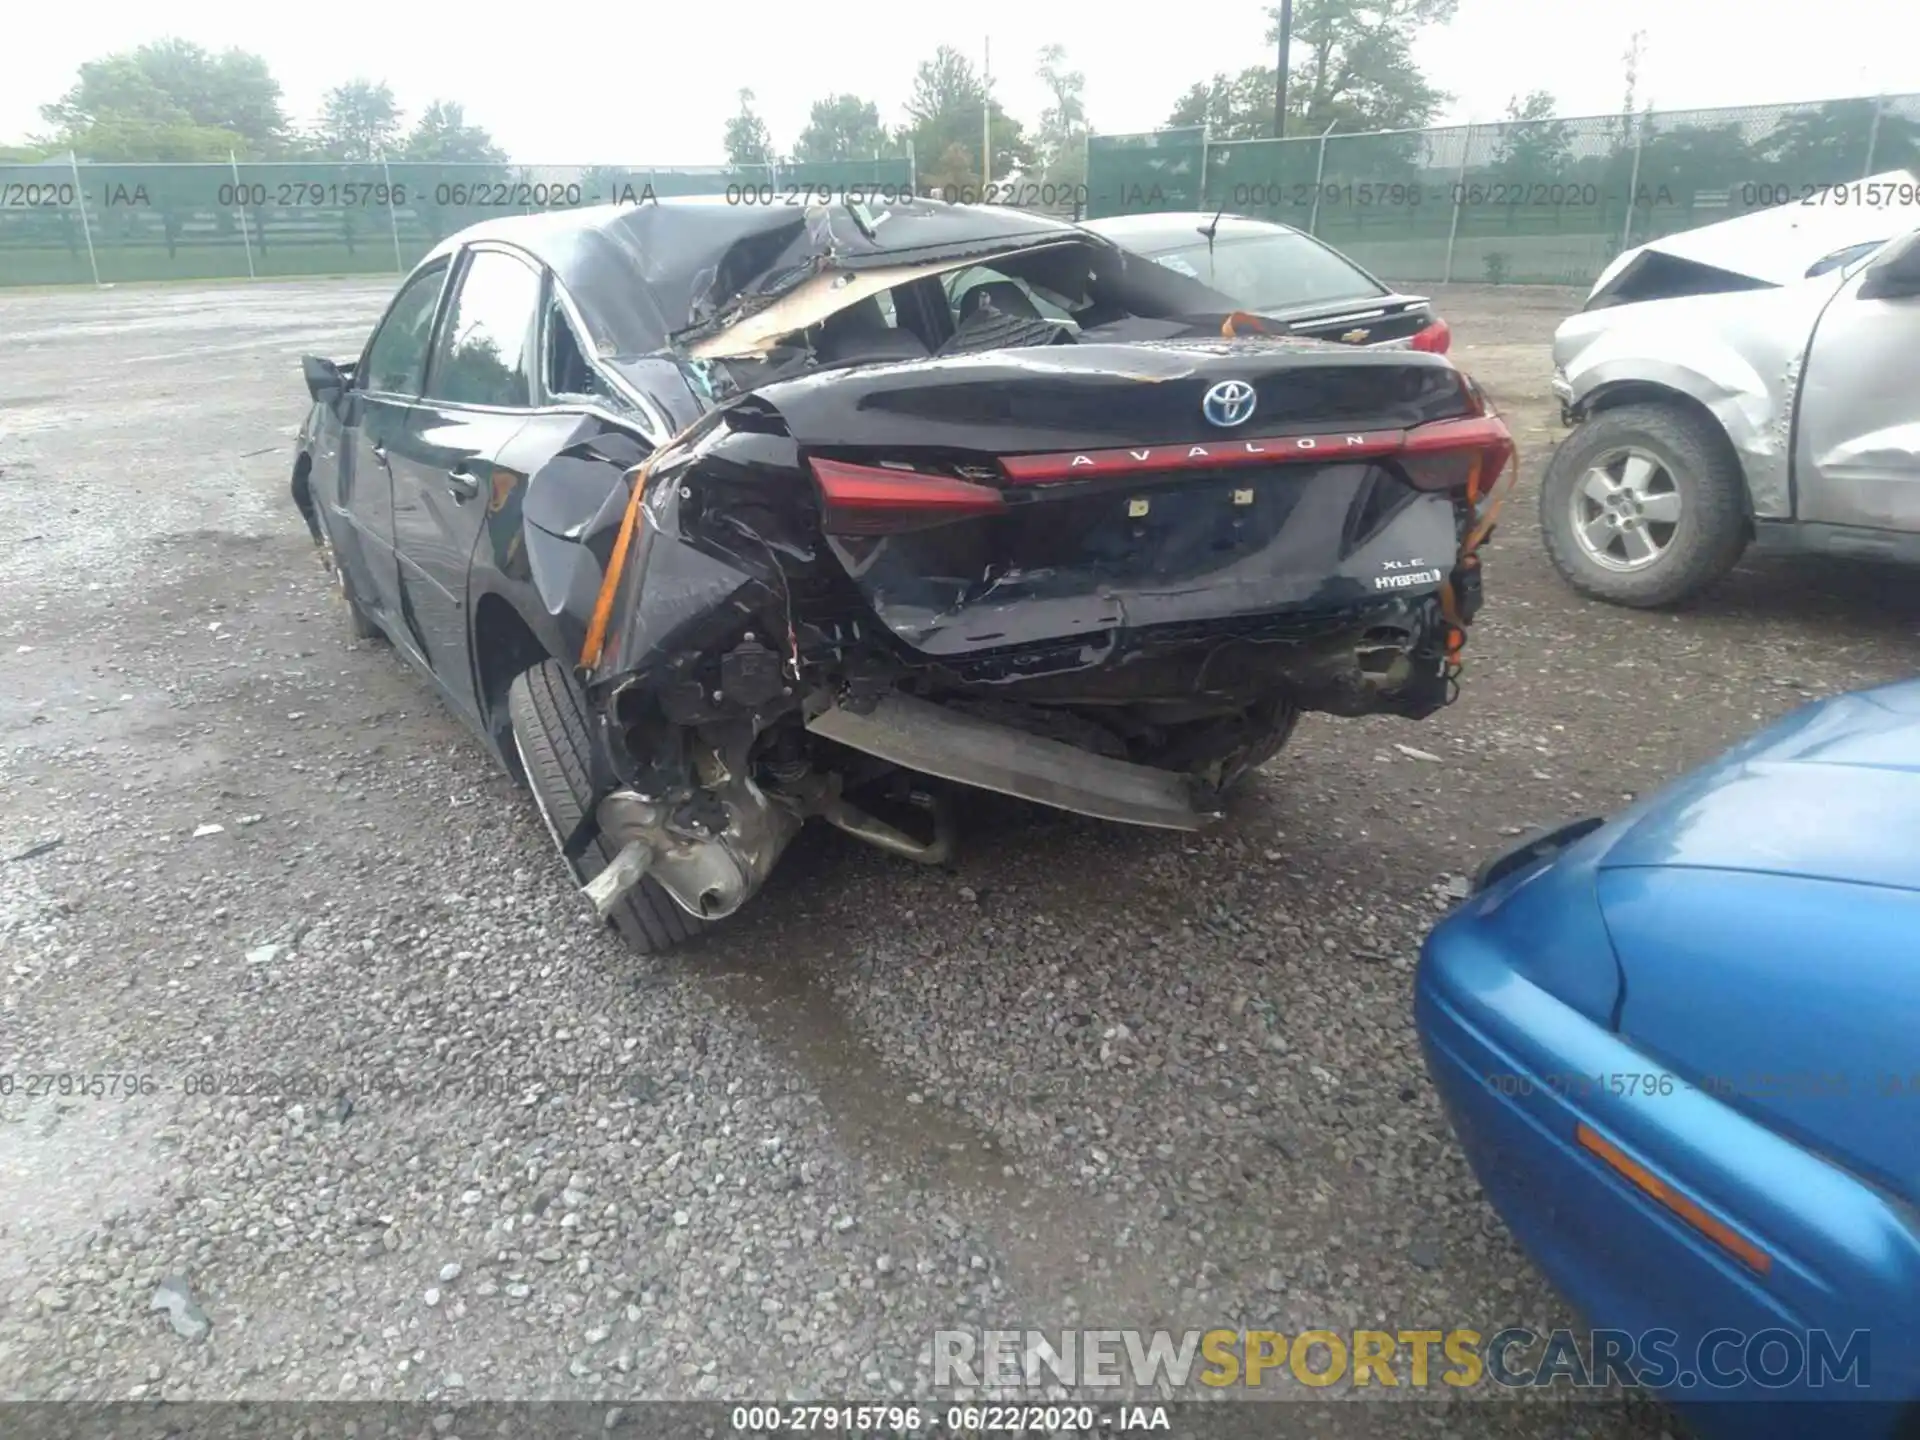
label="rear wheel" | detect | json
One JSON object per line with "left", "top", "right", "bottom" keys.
{"left": 1139, "top": 698, "right": 1300, "bottom": 793}
{"left": 1540, "top": 403, "right": 1749, "bottom": 608}
{"left": 1216, "top": 702, "right": 1299, "bottom": 791}
{"left": 507, "top": 659, "right": 704, "bottom": 956}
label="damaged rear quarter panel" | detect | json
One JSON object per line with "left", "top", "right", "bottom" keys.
{"left": 1555, "top": 278, "right": 1846, "bottom": 519}
{"left": 588, "top": 418, "right": 798, "bottom": 692}
{"left": 471, "top": 413, "right": 657, "bottom": 676}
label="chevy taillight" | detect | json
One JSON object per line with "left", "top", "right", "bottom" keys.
{"left": 809, "top": 457, "right": 1005, "bottom": 535}
{"left": 1409, "top": 318, "right": 1452, "bottom": 354}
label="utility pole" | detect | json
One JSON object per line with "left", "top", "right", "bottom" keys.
{"left": 982, "top": 37, "right": 993, "bottom": 189}
{"left": 1274, "top": 0, "right": 1294, "bottom": 139}
{"left": 1620, "top": 29, "right": 1646, "bottom": 140}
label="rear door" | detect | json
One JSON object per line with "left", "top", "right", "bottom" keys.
{"left": 336, "top": 257, "right": 451, "bottom": 627}
{"left": 390, "top": 243, "right": 541, "bottom": 719}
{"left": 1794, "top": 228, "right": 1920, "bottom": 532}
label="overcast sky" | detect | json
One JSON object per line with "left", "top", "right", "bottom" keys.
{"left": 5, "top": 0, "right": 1907, "bottom": 163}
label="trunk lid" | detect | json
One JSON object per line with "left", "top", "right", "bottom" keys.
{"left": 753, "top": 340, "right": 1502, "bottom": 661}
{"left": 756, "top": 337, "right": 1467, "bottom": 451}
{"left": 1270, "top": 295, "right": 1435, "bottom": 348}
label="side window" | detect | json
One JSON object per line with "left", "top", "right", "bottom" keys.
{"left": 544, "top": 295, "right": 612, "bottom": 402}
{"left": 361, "top": 262, "right": 448, "bottom": 396}
{"left": 424, "top": 249, "right": 542, "bottom": 408}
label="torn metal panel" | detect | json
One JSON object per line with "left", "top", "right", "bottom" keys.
{"left": 686, "top": 252, "right": 1044, "bottom": 361}
{"left": 416, "top": 197, "right": 1109, "bottom": 362}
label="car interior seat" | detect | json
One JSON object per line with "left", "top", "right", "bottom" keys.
{"left": 811, "top": 296, "right": 932, "bottom": 364}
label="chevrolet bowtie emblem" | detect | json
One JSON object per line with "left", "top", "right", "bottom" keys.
{"left": 1341, "top": 328, "right": 1371, "bottom": 343}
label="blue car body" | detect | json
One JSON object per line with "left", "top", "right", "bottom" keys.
{"left": 1417, "top": 679, "right": 1920, "bottom": 1439}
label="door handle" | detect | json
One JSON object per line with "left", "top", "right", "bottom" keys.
{"left": 446, "top": 466, "right": 484, "bottom": 503}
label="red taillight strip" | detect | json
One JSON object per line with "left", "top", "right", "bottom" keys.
{"left": 809, "top": 457, "right": 1006, "bottom": 512}
{"left": 808, "top": 457, "right": 1005, "bottom": 516}
{"left": 1402, "top": 413, "right": 1511, "bottom": 455}
{"left": 1410, "top": 318, "right": 1452, "bottom": 353}
{"left": 999, "top": 431, "right": 1406, "bottom": 484}
{"left": 998, "top": 414, "right": 1510, "bottom": 486}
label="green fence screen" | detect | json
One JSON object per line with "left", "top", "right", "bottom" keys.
{"left": 1086, "top": 93, "right": 1920, "bottom": 286}
{"left": 7, "top": 95, "right": 1917, "bottom": 290}
{"left": 1085, "top": 126, "right": 1209, "bottom": 217}
{"left": 0, "top": 157, "right": 916, "bottom": 287}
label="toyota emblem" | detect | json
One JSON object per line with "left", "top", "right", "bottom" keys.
{"left": 1202, "top": 379, "right": 1257, "bottom": 428}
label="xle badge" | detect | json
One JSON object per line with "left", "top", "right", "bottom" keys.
{"left": 1128, "top": 497, "right": 1150, "bottom": 518}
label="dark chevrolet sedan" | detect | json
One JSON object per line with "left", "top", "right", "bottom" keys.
{"left": 1080, "top": 212, "right": 1451, "bottom": 353}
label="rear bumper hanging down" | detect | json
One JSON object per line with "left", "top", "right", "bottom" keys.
{"left": 807, "top": 692, "right": 1217, "bottom": 831}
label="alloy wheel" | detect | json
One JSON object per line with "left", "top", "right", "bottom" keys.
{"left": 1569, "top": 447, "right": 1683, "bottom": 572}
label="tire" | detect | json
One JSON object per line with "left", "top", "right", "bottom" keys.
{"left": 1540, "top": 402, "right": 1749, "bottom": 608}
{"left": 506, "top": 659, "right": 703, "bottom": 956}
{"left": 1220, "top": 703, "right": 1299, "bottom": 791}
{"left": 1142, "top": 698, "right": 1299, "bottom": 793}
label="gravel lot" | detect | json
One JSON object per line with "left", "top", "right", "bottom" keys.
{"left": 2, "top": 277, "right": 1915, "bottom": 1431}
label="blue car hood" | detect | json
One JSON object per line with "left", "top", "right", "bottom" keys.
{"left": 1597, "top": 680, "right": 1920, "bottom": 893}
{"left": 1593, "top": 682, "right": 1920, "bottom": 1208}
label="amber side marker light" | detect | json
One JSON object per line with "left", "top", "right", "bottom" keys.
{"left": 1575, "top": 1122, "right": 1774, "bottom": 1276}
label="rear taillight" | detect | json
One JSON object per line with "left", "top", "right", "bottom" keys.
{"left": 808, "top": 457, "right": 1005, "bottom": 535}
{"left": 1409, "top": 318, "right": 1452, "bottom": 354}
{"left": 1399, "top": 413, "right": 1513, "bottom": 497}
{"left": 994, "top": 413, "right": 1510, "bottom": 498}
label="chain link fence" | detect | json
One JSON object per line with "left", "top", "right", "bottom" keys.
{"left": 1086, "top": 93, "right": 1920, "bottom": 285}
{"left": 8, "top": 96, "right": 1918, "bottom": 290}
{"left": 0, "top": 157, "right": 916, "bottom": 287}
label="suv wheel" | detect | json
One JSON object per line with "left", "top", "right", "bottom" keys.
{"left": 1540, "top": 402, "right": 1749, "bottom": 608}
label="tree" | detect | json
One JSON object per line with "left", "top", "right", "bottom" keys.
{"left": 37, "top": 39, "right": 292, "bottom": 159}
{"left": 1034, "top": 44, "right": 1090, "bottom": 187}
{"left": 1633, "top": 121, "right": 1760, "bottom": 211}
{"left": 1492, "top": 89, "right": 1575, "bottom": 175}
{"left": 32, "top": 115, "right": 239, "bottom": 161}
{"left": 1165, "top": 68, "right": 1281, "bottom": 143}
{"left": 724, "top": 89, "right": 775, "bottom": 168}
{"left": 318, "top": 79, "right": 402, "bottom": 161}
{"left": 1759, "top": 98, "right": 1917, "bottom": 185}
{"left": 902, "top": 45, "right": 1032, "bottom": 187}
{"left": 1165, "top": 0, "right": 1455, "bottom": 140}
{"left": 403, "top": 101, "right": 507, "bottom": 164}
{"left": 792, "top": 94, "right": 889, "bottom": 163}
